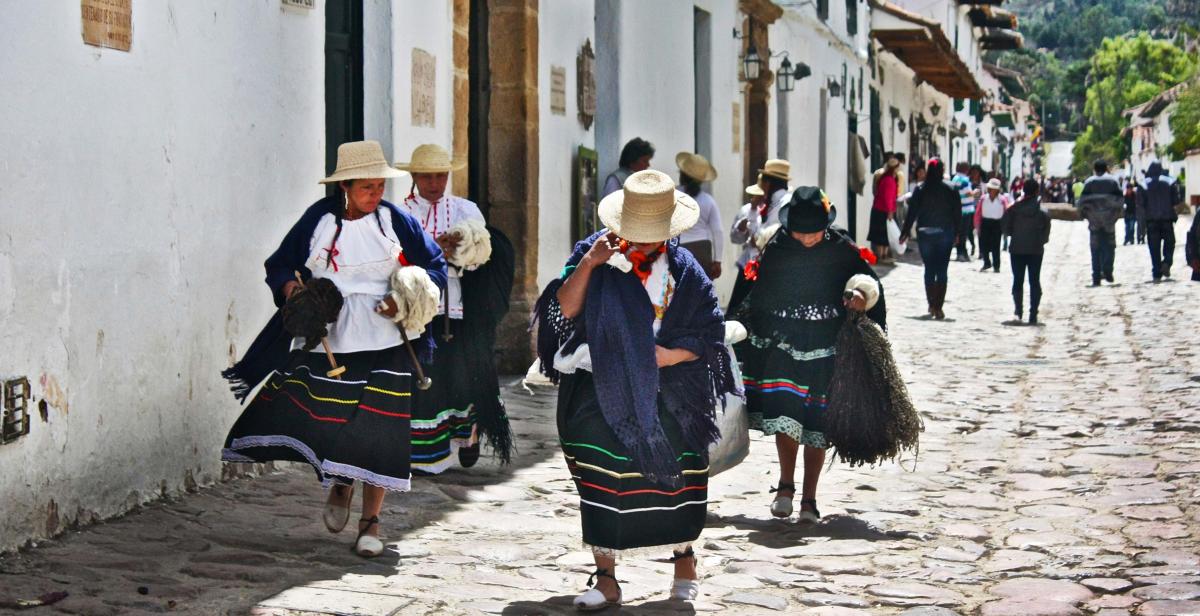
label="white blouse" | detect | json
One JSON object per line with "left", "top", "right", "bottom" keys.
{"left": 297, "top": 207, "right": 419, "bottom": 353}
{"left": 553, "top": 252, "right": 675, "bottom": 374}
{"left": 400, "top": 194, "right": 485, "bottom": 319}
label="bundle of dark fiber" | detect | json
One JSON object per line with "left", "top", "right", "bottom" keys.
{"left": 281, "top": 278, "right": 343, "bottom": 351}
{"left": 825, "top": 312, "right": 922, "bottom": 467}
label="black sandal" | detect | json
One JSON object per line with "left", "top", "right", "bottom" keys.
{"left": 353, "top": 516, "right": 383, "bottom": 557}
{"left": 769, "top": 483, "right": 796, "bottom": 518}
{"left": 799, "top": 498, "right": 821, "bottom": 522}
{"left": 669, "top": 547, "right": 696, "bottom": 562}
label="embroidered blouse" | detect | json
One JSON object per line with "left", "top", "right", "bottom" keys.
{"left": 400, "top": 193, "right": 485, "bottom": 319}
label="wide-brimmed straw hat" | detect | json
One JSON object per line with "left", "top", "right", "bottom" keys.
{"left": 394, "top": 144, "right": 466, "bottom": 174}
{"left": 597, "top": 170, "right": 699, "bottom": 243}
{"left": 745, "top": 183, "right": 764, "bottom": 197}
{"left": 986, "top": 178, "right": 1003, "bottom": 191}
{"left": 676, "top": 152, "right": 718, "bottom": 183}
{"left": 320, "top": 140, "right": 409, "bottom": 184}
{"left": 759, "top": 159, "right": 792, "bottom": 181}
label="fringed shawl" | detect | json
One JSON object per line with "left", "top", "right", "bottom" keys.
{"left": 533, "top": 232, "right": 741, "bottom": 486}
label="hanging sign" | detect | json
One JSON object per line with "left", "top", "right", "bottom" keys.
{"left": 81, "top": 0, "right": 132, "bottom": 51}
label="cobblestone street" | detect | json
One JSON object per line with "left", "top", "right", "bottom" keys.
{"left": 1, "top": 218, "right": 1197, "bottom": 616}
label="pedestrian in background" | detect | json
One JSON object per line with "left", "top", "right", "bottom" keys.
{"left": 951, "top": 163, "right": 976, "bottom": 261}
{"left": 1186, "top": 207, "right": 1200, "bottom": 282}
{"left": 675, "top": 152, "right": 724, "bottom": 280}
{"left": 1139, "top": 161, "right": 1182, "bottom": 281}
{"left": 1123, "top": 181, "right": 1139, "bottom": 246}
{"left": 868, "top": 155, "right": 902, "bottom": 264}
{"left": 900, "top": 159, "right": 960, "bottom": 319}
{"left": 534, "top": 170, "right": 738, "bottom": 608}
{"left": 601, "top": 137, "right": 654, "bottom": 198}
{"left": 975, "top": 178, "right": 1010, "bottom": 272}
{"left": 1077, "top": 160, "right": 1124, "bottom": 286}
{"left": 1003, "top": 179, "right": 1051, "bottom": 325}
{"left": 734, "top": 187, "right": 886, "bottom": 524}
{"left": 728, "top": 161, "right": 792, "bottom": 312}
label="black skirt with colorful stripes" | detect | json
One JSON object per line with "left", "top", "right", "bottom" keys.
{"left": 223, "top": 346, "right": 413, "bottom": 492}
{"left": 557, "top": 372, "right": 708, "bottom": 552}
{"left": 409, "top": 316, "right": 475, "bottom": 474}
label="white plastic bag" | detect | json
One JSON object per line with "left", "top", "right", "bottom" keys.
{"left": 887, "top": 218, "right": 907, "bottom": 256}
{"left": 708, "top": 324, "right": 750, "bottom": 477}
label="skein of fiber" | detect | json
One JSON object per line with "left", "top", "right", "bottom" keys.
{"left": 445, "top": 218, "right": 492, "bottom": 269}
{"left": 282, "top": 278, "right": 344, "bottom": 351}
{"left": 824, "top": 312, "right": 922, "bottom": 467}
{"left": 387, "top": 265, "right": 441, "bottom": 333}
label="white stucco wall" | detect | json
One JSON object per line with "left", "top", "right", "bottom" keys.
{"left": 536, "top": 0, "right": 596, "bottom": 290}
{"left": 389, "top": 0, "right": 457, "bottom": 200}
{"left": 0, "top": 2, "right": 325, "bottom": 551}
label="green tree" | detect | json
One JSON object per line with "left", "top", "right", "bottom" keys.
{"left": 1073, "top": 33, "right": 1197, "bottom": 172}
{"left": 1168, "top": 86, "right": 1200, "bottom": 159}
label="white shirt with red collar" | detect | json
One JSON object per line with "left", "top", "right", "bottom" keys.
{"left": 400, "top": 193, "right": 485, "bottom": 319}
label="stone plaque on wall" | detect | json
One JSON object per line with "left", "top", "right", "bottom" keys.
{"left": 281, "top": 0, "right": 314, "bottom": 8}
{"left": 732, "top": 101, "right": 742, "bottom": 153}
{"left": 550, "top": 66, "right": 567, "bottom": 116}
{"left": 577, "top": 40, "right": 596, "bottom": 129}
{"left": 81, "top": 0, "right": 132, "bottom": 51}
{"left": 411, "top": 48, "right": 436, "bottom": 127}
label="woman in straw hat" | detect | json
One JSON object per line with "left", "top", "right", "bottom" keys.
{"left": 727, "top": 161, "right": 791, "bottom": 313}
{"left": 222, "top": 140, "right": 447, "bottom": 557}
{"left": 394, "top": 144, "right": 515, "bottom": 472}
{"left": 533, "top": 170, "right": 740, "bottom": 609}
{"left": 732, "top": 187, "right": 886, "bottom": 523}
{"left": 675, "top": 152, "right": 724, "bottom": 280}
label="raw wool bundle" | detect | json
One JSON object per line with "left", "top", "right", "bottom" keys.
{"left": 282, "top": 278, "right": 343, "bottom": 351}
{"left": 445, "top": 218, "right": 492, "bottom": 270}
{"left": 386, "top": 265, "right": 441, "bottom": 333}
{"left": 824, "top": 312, "right": 922, "bottom": 467}
{"left": 754, "top": 223, "right": 781, "bottom": 251}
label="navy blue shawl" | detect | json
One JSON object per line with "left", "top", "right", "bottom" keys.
{"left": 534, "top": 232, "right": 741, "bottom": 485}
{"left": 222, "top": 196, "right": 447, "bottom": 401}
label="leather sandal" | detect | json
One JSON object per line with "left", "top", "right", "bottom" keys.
{"left": 668, "top": 548, "right": 700, "bottom": 601}
{"left": 322, "top": 483, "right": 354, "bottom": 533}
{"left": 798, "top": 498, "right": 821, "bottom": 524}
{"left": 354, "top": 516, "right": 384, "bottom": 557}
{"left": 573, "top": 568, "right": 622, "bottom": 611}
{"left": 769, "top": 483, "right": 795, "bottom": 518}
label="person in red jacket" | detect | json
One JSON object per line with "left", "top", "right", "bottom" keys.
{"left": 867, "top": 155, "right": 901, "bottom": 264}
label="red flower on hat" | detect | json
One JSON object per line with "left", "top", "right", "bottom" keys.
{"left": 743, "top": 259, "right": 760, "bottom": 281}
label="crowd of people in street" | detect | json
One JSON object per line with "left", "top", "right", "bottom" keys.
{"left": 213, "top": 132, "right": 1195, "bottom": 611}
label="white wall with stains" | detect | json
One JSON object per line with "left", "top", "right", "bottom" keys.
{"left": 0, "top": 1, "right": 326, "bottom": 551}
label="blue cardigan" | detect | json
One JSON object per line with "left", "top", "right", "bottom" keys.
{"left": 223, "top": 196, "right": 447, "bottom": 401}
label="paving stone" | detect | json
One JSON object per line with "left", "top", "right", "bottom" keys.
{"left": 989, "top": 578, "right": 1094, "bottom": 603}
{"left": 1132, "top": 582, "right": 1200, "bottom": 601}
{"left": 1081, "top": 577, "right": 1135, "bottom": 593}
{"left": 980, "top": 599, "right": 1084, "bottom": 616}
{"left": 725, "top": 592, "right": 790, "bottom": 610}
{"left": 1136, "top": 600, "right": 1200, "bottom": 615}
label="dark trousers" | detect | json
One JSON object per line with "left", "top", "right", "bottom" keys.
{"left": 1123, "top": 216, "right": 1137, "bottom": 245}
{"left": 956, "top": 213, "right": 975, "bottom": 258}
{"left": 1089, "top": 230, "right": 1115, "bottom": 281}
{"left": 979, "top": 219, "right": 1003, "bottom": 271}
{"left": 1146, "top": 220, "right": 1176, "bottom": 278}
{"left": 918, "top": 228, "right": 955, "bottom": 284}
{"left": 1011, "top": 253, "right": 1044, "bottom": 317}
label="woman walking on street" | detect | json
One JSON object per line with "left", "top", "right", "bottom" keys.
{"left": 868, "top": 156, "right": 901, "bottom": 264}
{"left": 1002, "top": 180, "right": 1051, "bottom": 325}
{"left": 900, "top": 159, "right": 960, "bottom": 319}
{"left": 534, "top": 170, "right": 739, "bottom": 610}
{"left": 733, "top": 187, "right": 886, "bottom": 523}
{"left": 222, "top": 141, "right": 447, "bottom": 557}
{"left": 975, "top": 178, "right": 1011, "bottom": 272}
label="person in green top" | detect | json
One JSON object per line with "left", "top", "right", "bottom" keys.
{"left": 1072, "top": 178, "right": 1085, "bottom": 205}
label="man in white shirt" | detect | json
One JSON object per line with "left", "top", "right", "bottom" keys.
{"left": 727, "top": 160, "right": 792, "bottom": 312}
{"left": 974, "top": 177, "right": 1011, "bottom": 273}
{"left": 675, "top": 152, "right": 724, "bottom": 279}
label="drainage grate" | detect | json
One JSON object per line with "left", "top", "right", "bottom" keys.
{"left": 2, "top": 377, "right": 31, "bottom": 444}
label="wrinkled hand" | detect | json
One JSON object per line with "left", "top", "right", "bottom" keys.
{"left": 583, "top": 232, "right": 619, "bottom": 269}
{"left": 844, "top": 291, "right": 867, "bottom": 313}
{"left": 655, "top": 345, "right": 698, "bottom": 368}
{"left": 706, "top": 262, "right": 723, "bottom": 280}
{"left": 375, "top": 294, "right": 399, "bottom": 318}
{"left": 436, "top": 232, "right": 462, "bottom": 260}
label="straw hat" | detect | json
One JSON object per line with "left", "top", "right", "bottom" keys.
{"left": 986, "top": 178, "right": 1003, "bottom": 191}
{"left": 759, "top": 159, "right": 792, "bottom": 181}
{"left": 745, "top": 183, "right": 764, "bottom": 197}
{"left": 675, "top": 152, "right": 718, "bottom": 183}
{"left": 320, "top": 140, "right": 409, "bottom": 184}
{"left": 394, "top": 144, "right": 466, "bottom": 174}
{"left": 597, "top": 170, "right": 699, "bottom": 243}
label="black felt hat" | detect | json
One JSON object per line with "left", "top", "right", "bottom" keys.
{"left": 780, "top": 186, "right": 833, "bottom": 233}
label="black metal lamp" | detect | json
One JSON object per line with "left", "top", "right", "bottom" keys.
{"left": 743, "top": 43, "right": 762, "bottom": 81}
{"left": 777, "top": 57, "right": 795, "bottom": 92}
{"left": 827, "top": 77, "right": 842, "bottom": 97}
{"left": 931, "top": 102, "right": 942, "bottom": 117}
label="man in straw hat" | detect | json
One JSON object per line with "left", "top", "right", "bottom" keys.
{"left": 532, "top": 169, "right": 740, "bottom": 608}
{"left": 974, "top": 177, "right": 1011, "bottom": 273}
{"left": 393, "top": 143, "right": 515, "bottom": 472}
{"left": 222, "top": 140, "right": 447, "bottom": 557}
{"left": 675, "top": 151, "right": 724, "bottom": 280}
{"left": 727, "top": 160, "right": 792, "bottom": 312}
